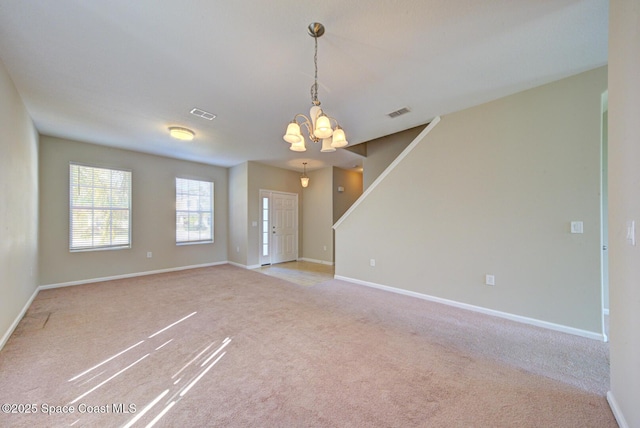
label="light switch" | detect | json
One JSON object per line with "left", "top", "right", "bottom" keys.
{"left": 570, "top": 221, "right": 583, "bottom": 234}
{"left": 626, "top": 221, "right": 636, "bottom": 246}
{"left": 252, "top": 221, "right": 258, "bottom": 227}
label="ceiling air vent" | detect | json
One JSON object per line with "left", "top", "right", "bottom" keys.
{"left": 387, "top": 107, "right": 411, "bottom": 118}
{"left": 190, "top": 108, "right": 216, "bottom": 120}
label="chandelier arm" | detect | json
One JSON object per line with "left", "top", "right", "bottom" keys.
{"left": 293, "top": 113, "right": 312, "bottom": 128}
{"left": 323, "top": 115, "right": 340, "bottom": 128}
{"left": 292, "top": 114, "right": 319, "bottom": 142}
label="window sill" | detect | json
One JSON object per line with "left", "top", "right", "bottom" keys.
{"left": 176, "top": 240, "right": 214, "bottom": 246}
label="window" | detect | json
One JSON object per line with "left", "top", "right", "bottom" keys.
{"left": 176, "top": 178, "right": 214, "bottom": 244}
{"left": 262, "top": 196, "right": 269, "bottom": 256}
{"left": 69, "top": 163, "right": 132, "bottom": 251}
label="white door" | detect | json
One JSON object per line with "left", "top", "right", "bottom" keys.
{"left": 260, "top": 190, "right": 298, "bottom": 265}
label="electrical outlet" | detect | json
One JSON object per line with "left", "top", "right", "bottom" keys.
{"left": 370, "top": 259, "right": 376, "bottom": 267}
{"left": 485, "top": 274, "right": 495, "bottom": 286}
{"left": 147, "top": 252, "right": 152, "bottom": 258}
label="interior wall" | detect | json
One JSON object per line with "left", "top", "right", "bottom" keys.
{"left": 335, "top": 66, "right": 607, "bottom": 334}
{"left": 363, "top": 125, "right": 427, "bottom": 189}
{"left": 247, "top": 161, "right": 302, "bottom": 268}
{"left": 302, "top": 167, "right": 334, "bottom": 264}
{"left": 608, "top": 0, "right": 640, "bottom": 425}
{"left": 0, "top": 58, "right": 39, "bottom": 347}
{"left": 38, "top": 136, "right": 228, "bottom": 285}
{"left": 228, "top": 162, "right": 249, "bottom": 266}
{"left": 332, "top": 167, "right": 363, "bottom": 224}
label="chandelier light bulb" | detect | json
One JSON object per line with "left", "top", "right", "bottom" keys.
{"left": 290, "top": 140, "right": 307, "bottom": 152}
{"left": 331, "top": 126, "right": 348, "bottom": 148}
{"left": 321, "top": 138, "right": 336, "bottom": 152}
{"left": 284, "top": 122, "right": 302, "bottom": 144}
{"left": 314, "top": 115, "right": 333, "bottom": 139}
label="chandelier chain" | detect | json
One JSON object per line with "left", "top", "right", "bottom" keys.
{"left": 311, "top": 35, "right": 320, "bottom": 106}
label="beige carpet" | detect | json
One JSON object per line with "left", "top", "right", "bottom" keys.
{"left": 0, "top": 265, "right": 615, "bottom": 427}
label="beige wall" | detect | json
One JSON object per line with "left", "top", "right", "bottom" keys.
{"left": 0, "top": 58, "right": 39, "bottom": 347}
{"left": 335, "top": 66, "right": 607, "bottom": 334}
{"left": 333, "top": 167, "right": 363, "bottom": 224}
{"left": 38, "top": 136, "right": 228, "bottom": 285}
{"left": 608, "top": 0, "right": 640, "bottom": 425}
{"left": 246, "top": 161, "right": 302, "bottom": 267}
{"left": 228, "top": 162, "right": 249, "bottom": 266}
{"left": 363, "top": 125, "right": 427, "bottom": 189}
{"left": 302, "top": 167, "right": 334, "bottom": 263}
{"left": 300, "top": 166, "right": 363, "bottom": 264}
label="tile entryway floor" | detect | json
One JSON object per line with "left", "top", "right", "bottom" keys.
{"left": 257, "top": 260, "right": 334, "bottom": 286}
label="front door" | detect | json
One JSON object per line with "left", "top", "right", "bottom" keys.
{"left": 260, "top": 190, "right": 298, "bottom": 265}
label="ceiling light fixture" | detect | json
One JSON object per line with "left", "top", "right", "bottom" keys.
{"left": 300, "top": 162, "right": 310, "bottom": 188}
{"left": 169, "top": 127, "right": 195, "bottom": 141}
{"left": 283, "top": 22, "right": 348, "bottom": 153}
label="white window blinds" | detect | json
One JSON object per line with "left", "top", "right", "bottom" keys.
{"left": 70, "top": 163, "right": 132, "bottom": 251}
{"left": 176, "top": 178, "right": 214, "bottom": 244}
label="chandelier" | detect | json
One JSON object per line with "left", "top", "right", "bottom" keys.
{"left": 283, "top": 23, "right": 348, "bottom": 153}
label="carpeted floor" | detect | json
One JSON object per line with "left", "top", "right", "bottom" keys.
{"left": 0, "top": 264, "right": 615, "bottom": 427}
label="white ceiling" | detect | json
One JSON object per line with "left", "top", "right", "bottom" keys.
{"left": 0, "top": 0, "right": 608, "bottom": 173}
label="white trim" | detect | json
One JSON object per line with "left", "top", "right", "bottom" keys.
{"left": 0, "top": 287, "right": 40, "bottom": 351}
{"left": 298, "top": 258, "right": 334, "bottom": 266}
{"left": 230, "top": 262, "right": 261, "bottom": 270}
{"left": 333, "top": 116, "right": 441, "bottom": 230}
{"left": 227, "top": 261, "right": 247, "bottom": 269}
{"left": 607, "top": 391, "right": 630, "bottom": 428}
{"left": 335, "top": 275, "right": 605, "bottom": 342}
{"left": 259, "top": 189, "right": 300, "bottom": 266}
{"left": 39, "top": 262, "right": 227, "bottom": 290}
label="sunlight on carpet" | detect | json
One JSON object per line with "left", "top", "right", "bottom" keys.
{"left": 63, "top": 312, "right": 231, "bottom": 427}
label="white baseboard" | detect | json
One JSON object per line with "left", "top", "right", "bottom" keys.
{"left": 335, "top": 275, "right": 605, "bottom": 342}
{"left": 228, "top": 262, "right": 262, "bottom": 270}
{"left": 607, "top": 391, "right": 629, "bottom": 428}
{"left": 39, "top": 261, "right": 228, "bottom": 290}
{"left": 298, "top": 258, "right": 334, "bottom": 266}
{"left": 2, "top": 262, "right": 231, "bottom": 351}
{"left": 0, "top": 287, "right": 40, "bottom": 352}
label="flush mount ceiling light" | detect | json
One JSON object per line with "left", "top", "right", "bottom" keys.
{"left": 283, "top": 22, "right": 348, "bottom": 153}
{"left": 300, "top": 162, "right": 310, "bottom": 188}
{"left": 169, "top": 127, "right": 195, "bottom": 141}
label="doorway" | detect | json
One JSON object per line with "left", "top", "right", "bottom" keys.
{"left": 260, "top": 190, "right": 298, "bottom": 266}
